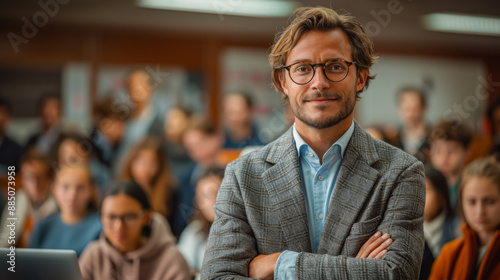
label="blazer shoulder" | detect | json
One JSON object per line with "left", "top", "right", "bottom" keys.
{"left": 352, "top": 123, "right": 421, "bottom": 171}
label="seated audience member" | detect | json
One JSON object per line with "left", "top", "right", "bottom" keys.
{"left": 113, "top": 69, "right": 164, "bottom": 175}
{"left": 172, "top": 117, "right": 223, "bottom": 236}
{"left": 488, "top": 97, "right": 500, "bottom": 156}
{"left": 0, "top": 98, "right": 22, "bottom": 172}
{"left": 421, "top": 165, "right": 459, "bottom": 280}
{"left": 178, "top": 166, "right": 225, "bottom": 278}
{"left": 163, "top": 106, "right": 196, "bottom": 187}
{"left": 79, "top": 181, "right": 190, "bottom": 280}
{"left": 429, "top": 120, "right": 473, "bottom": 211}
{"left": 54, "top": 133, "right": 111, "bottom": 192}
{"left": 24, "top": 94, "right": 63, "bottom": 156}
{"left": 29, "top": 164, "right": 101, "bottom": 256}
{"left": 429, "top": 156, "right": 500, "bottom": 280}
{"left": 120, "top": 136, "right": 176, "bottom": 218}
{"left": 91, "top": 97, "right": 128, "bottom": 169}
{"left": 221, "top": 92, "right": 265, "bottom": 149}
{"left": 365, "top": 124, "right": 389, "bottom": 142}
{"left": 0, "top": 152, "right": 57, "bottom": 247}
{"left": 395, "top": 86, "right": 430, "bottom": 162}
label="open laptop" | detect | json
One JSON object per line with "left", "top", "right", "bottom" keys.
{"left": 0, "top": 248, "right": 83, "bottom": 280}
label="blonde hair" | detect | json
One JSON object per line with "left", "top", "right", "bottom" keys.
{"left": 457, "top": 156, "right": 500, "bottom": 222}
{"left": 269, "top": 7, "right": 378, "bottom": 100}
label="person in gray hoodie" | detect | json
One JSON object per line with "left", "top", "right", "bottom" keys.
{"left": 79, "top": 181, "right": 189, "bottom": 280}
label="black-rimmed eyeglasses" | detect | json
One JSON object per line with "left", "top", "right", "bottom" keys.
{"left": 281, "top": 59, "right": 357, "bottom": 85}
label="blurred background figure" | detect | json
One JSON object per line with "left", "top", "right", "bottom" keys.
{"left": 0, "top": 98, "right": 22, "bottom": 174}
{"left": 24, "top": 94, "right": 63, "bottom": 156}
{"left": 172, "top": 117, "right": 224, "bottom": 237}
{"left": 79, "top": 181, "right": 189, "bottom": 280}
{"left": 178, "top": 166, "right": 225, "bottom": 279}
{"left": 429, "top": 156, "right": 500, "bottom": 280}
{"left": 163, "top": 106, "right": 196, "bottom": 188}
{"left": 222, "top": 92, "right": 265, "bottom": 149}
{"left": 421, "top": 164, "right": 459, "bottom": 280}
{"left": 120, "top": 136, "right": 176, "bottom": 219}
{"left": 365, "top": 124, "right": 390, "bottom": 142}
{"left": 113, "top": 69, "right": 164, "bottom": 175}
{"left": 395, "top": 86, "right": 430, "bottom": 162}
{"left": 0, "top": 152, "right": 57, "bottom": 248}
{"left": 487, "top": 97, "right": 500, "bottom": 157}
{"left": 53, "top": 133, "right": 111, "bottom": 192}
{"left": 91, "top": 97, "right": 128, "bottom": 169}
{"left": 29, "top": 164, "right": 101, "bottom": 256}
{"left": 429, "top": 120, "right": 473, "bottom": 211}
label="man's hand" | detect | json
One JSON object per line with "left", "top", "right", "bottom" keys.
{"left": 248, "top": 252, "right": 281, "bottom": 280}
{"left": 356, "top": 231, "right": 392, "bottom": 259}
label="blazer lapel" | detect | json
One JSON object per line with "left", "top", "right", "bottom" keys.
{"left": 263, "top": 128, "right": 312, "bottom": 253}
{"left": 318, "top": 122, "right": 380, "bottom": 255}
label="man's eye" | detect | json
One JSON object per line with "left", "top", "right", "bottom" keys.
{"left": 294, "top": 65, "right": 311, "bottom": 73}
{"left": 326, "top": 63, "right": 345, "bottom": 72}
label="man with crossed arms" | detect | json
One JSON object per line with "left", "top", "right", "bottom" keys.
{"left": 202, "top": 6, "right": 425, "bottom": 280}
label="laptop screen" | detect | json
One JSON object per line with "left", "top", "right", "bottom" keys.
{"left": 0, "top": 248, "right": 83, "bottom": 280}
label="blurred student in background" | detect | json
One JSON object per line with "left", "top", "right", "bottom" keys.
{"left": 120, "top": 136, "right": 176, "bottom": 219}
{"left": 113, "top": 69, "right": 164, "bottom": 175}
{"left": 487, "top": 97, "right": 500, "bottom": 156}
{"left": 163, "top": 106, "right": 196, "bottom": 188}
{"left": 396, "top": 86, "right": 430, "bottom": 162}
{"left": 171, "top": 117, "right": 224, "bottom": 237}
{"left": 0, "top": 98, "right": 22, "bottom": 173}
{"left": 79, "top": 181, "right": 190, "bottom": 280}
{"left": 0, "top": 152, "right": 57, "bottom": 247}
{"left": 29, "top": 164, "right": 101, "bottom": 256}
{"left": 91, "top": 97, "right": 128, "bottom": 169}
{"left": 420, "top": 165, "right": 459, "bottom": 280}
{"left": 221, "top": 92, "right": 265, "bottom": 149}
{"left": 178, "top": 166, "right": 225, "bottom": 279}
{"left": 429, "top": 156, "right": 500, "bottom": 280}
{"left": 54, "top": 133, "right": 111, "bottom": 192}
{"left": 429, "top": 120, "right": 472, "bottom": 211}
{"left": 24, "top": 94, "right": 63, "bottom": 156}
{"left": 365, "top": 124, "right": 389, "bottom": 142}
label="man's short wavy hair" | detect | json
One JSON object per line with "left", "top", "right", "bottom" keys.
{"left": 269, "top": 7, "right": 378, "bottom": 100}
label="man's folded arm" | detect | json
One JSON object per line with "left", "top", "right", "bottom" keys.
{"left": 294, "top": 160, "right": 426, "bottom": 280}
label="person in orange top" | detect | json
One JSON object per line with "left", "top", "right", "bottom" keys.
{"left": 429, "top": 156, "right": 500, "bottom": 280}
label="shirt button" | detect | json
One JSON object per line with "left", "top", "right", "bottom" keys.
{"left": 309, "top": 152, "right": 314, "bottom": 157}
{"left": 318, "top": 175, "right": 323, "bottom": 181}
{"left": 319, "top": 214, "right": 324, "bottom": 219}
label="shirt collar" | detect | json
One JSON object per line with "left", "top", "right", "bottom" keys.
{"left": 292, "top": 120, "right": 355, "bottom": 161}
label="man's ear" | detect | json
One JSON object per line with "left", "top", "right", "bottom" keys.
{"left": 279, "top": 73, "right": 289, "bottom": 97}
{"left": 356, "top": 69, "right": 368, "bottom": 93}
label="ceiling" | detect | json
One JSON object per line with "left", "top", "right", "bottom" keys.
{"left": 1, "top": 0, "right": 500, "bottom": 55}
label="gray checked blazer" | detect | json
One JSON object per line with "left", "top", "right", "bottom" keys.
{"left": 201, "top": 121, "right": 426, "bottom": 279}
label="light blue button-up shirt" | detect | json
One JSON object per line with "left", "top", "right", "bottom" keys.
{"left": 275, "top": 121, "right": 355, "bottom": 279}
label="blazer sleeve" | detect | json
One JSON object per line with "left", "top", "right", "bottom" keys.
{"left": 200, "top": 162, "right": 256, "bottom": 280}
{"left": 295, "top": 160, "right": 426, "bottom": 280}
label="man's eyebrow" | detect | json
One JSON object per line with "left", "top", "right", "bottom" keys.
{"left": 287, "top": 57, "right": 347, "bottom": 65}
{"left": 287, "top": 58, "right": 312, "bottom": 65}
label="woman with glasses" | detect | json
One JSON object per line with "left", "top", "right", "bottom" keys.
{"left": 79, "top": 181, "right": 190, "bottom": 280}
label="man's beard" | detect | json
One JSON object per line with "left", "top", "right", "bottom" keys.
{"left": 292, "top": 90, "right": 356, "bottom": 129}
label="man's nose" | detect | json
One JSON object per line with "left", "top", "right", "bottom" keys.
{"left": 310, "top": 67, "right": 330, "bottom": 91}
